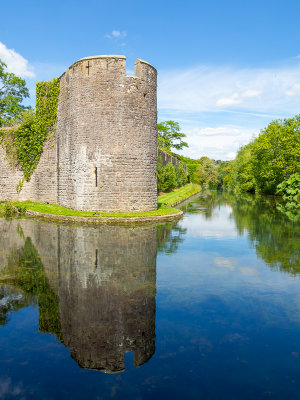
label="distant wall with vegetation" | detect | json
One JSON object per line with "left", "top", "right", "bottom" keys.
{"left": 157, "top": 149, "right": 188, "bottom": 192}
{"left": 158, "top": 149, "right": 188, "bottom": 172}
{"left": 0, "top": 78, "right": 59, "bottom": 203}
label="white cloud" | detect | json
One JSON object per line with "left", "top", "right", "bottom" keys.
{"left": 214, "top": 257, "right": 237, "bottom": 271}
{"left": 216, "top": 89, "right": 261, "bottom": 107}
{"left": 285, "top": 83, "right": 300, "bottom": 97}
{"left": 191, "top": 126, "right": 241, "bottom": 136}
{"left": 105, "top": 30, "right": 127, "bottom": 39}
{"left": 158, "top": 62, "right": 300, "bottom": 159}
{"left": 0, "top": 41, "right": 35, "bottom": 78}
{"left": 158, "top": 63, "right": 300, "bottom": 115}
{"left": 217, "top": 92, "right": 242, "bottom": 107}
{"left": 184, "top": 125, "right": 257, "bottom": 160}
{"left": 112, "top": 30, "right": 121, "bottom": 37}
{"left": 242, "top": 89, "right": 261, "bottom": 98}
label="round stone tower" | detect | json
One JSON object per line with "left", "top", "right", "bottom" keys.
{"left": 55, "top": 55, "right": 157, "bottom": 212}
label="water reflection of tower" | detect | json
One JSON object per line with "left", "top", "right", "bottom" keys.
{"left": 56, "top": 225, "right": 157, "bottom": 373}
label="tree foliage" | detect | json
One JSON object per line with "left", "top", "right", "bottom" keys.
{"left": 276, "top": 173, "right": 300, "bottom": 222}
{"left": 251, "top": 117, "right": 300, "bottom": 193}
{"left": 228, "top": 143, "right": 256, "bottom": 193}
{"left": 157, "top": 120, "right": 188, "bottom": 151}
{"left": 193, "top": 157, "right": 218, "bottom": 187}
{"left": 161, "top": 162, "right": 177, "bottom": 192}
{"left": 226, "top": 115, "right": 300, "bottom": 195}
{"left": 0, "top": 59, "right": 30, "bottom": 127}
{"left": 157, "top": 161, "right": 188, "bottom": 192}
{"left": 176, "top": 163, "right": 188, "bottom": 187}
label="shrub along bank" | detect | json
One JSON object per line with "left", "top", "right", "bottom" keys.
{"left": 157, "top": 161, "right": 188, "bottom": 192}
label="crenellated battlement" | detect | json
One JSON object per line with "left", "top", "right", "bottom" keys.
{"left": 60, "top": 55, "right": 156, "bottom": 83}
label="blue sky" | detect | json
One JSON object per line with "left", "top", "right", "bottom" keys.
{"left": 1, "top": 0, "right": 300, "bottom": 160}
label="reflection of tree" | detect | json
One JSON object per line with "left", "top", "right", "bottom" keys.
{"left": 276, "top": 201, "right": 300, "bottom": 223}
{"left": 0, "top": 285, "right": 29, "bottom": 326}
{"left": 0, "top": 238, "right": 62, "bottom": 339}
{"left": 179, "top": 189, "right": 230, "bottom": 219}
{"left": 157, "top": 222, "right": 187, "bottom": 254}
{"left": 178, "top": 189, "right": 300, "bottom": 275}
{"left": 229, "top": 193, "right": 300, "bottom": 275}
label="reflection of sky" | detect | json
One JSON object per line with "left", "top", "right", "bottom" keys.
{"left": 183, "top": 204, "right": 238, "bottom": 239}
{"left": 157, "top": 201, "right": 300, "bottom": 326}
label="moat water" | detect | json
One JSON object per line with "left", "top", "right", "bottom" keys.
{"left": 0, "top": 191, "right": 300, "bottom": 400}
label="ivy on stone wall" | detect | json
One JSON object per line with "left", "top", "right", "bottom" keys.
{"left": 0, "top": 78, "right": 59, "bottom": 192}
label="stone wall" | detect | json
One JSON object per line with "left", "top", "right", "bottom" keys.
{"left": 56, "top": 55, "right": 157, "bottom": 212}
{"left": 158, "top": 148, "right": 188, "bottom": 172}
{"left": 0, "top": 55, "right": 158, "bottom": 212}
{"left": 0, "top": 137, "right": 57, "bottom": 203}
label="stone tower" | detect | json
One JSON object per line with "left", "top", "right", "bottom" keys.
{"left": 56, "top": 55, "right": 157, "bottom": 212}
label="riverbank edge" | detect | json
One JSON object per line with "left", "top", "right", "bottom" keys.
{"left": 0, "top": 184, "right": 201, "bottom": 226}
{"left": 24, "top": 209, "right": 184, "bottom": 226}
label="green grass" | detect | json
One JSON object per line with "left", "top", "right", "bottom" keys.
{"left": 0, "top": 184, "right": 201, "bottom": 218}
{"left": 158, "top": 184, "right": 201, "bottom": 206}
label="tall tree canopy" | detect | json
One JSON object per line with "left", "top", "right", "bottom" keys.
{"left": 226, "top": 115, "right": 300, "bottom": 195}
{"left": 157, "top": 120, "right": 188, "bottom": 152}
{"left": 0, "top": 59, "right": 30, "bottom": 127}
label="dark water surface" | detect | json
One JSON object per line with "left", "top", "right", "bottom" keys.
{"left": 0, "top": 191, "right": 300, "bottom": 399}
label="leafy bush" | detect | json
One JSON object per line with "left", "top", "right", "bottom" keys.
{"left": 3, "top": 201, "right": 16, "bottom": 217}
{"left": 176, "top": 164, "right": 188, "bottom": 187}
{"left": 277, "top": 173, "right": 300, "bottom": 202}
{"left": 157, "top": 161, "right": 188, "bottom": 192}
{"left": 162, "top": 162, "right": 177, "bottom": 191}
{"left": 3, "top": 201, "right": 26, "bottom": 217}
{"left": 193, "top": 157, "right": 218, "bottom": 187}
{"left": 187, "top": 164, "right": 198, "bottom": 182}
{"left": 227, "top": 115, "right": 300, "bottom": 194}
{"left": 276, "top": 173, "right": 300, "bottom": 222}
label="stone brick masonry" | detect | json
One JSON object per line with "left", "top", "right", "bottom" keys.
{"left": 0, "top": 55, "right": 158, "bottom": 212}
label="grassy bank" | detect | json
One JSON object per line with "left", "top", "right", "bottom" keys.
{"left": 0, "top": 184, "right": 201, "bottom": 218}
{"left": 158, "top": 184, "right": 201, "bottom": 206}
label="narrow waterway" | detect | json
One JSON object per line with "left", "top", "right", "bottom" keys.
{"left": 0, "top": 191, "right": 299, "bottom": 400}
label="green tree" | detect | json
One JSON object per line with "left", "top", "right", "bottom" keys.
{"left": 251, "top": 117, "right": 300, "bottom": 194}
{"left": 0, "top": 59, "right": 30, "bottom": 127}
{"left": 162, "top": 162, "right": 177, "bottom": 192}
{"left": 218, "top": 162, "right": 232, "bottom": 187}
{"left": 157, "top": 120, "right": 188, "bottom": 152}
{"left": 229, "top": 142, "right": 256, "bottom": 193}
{"left": 193, "top": 157, "right": 218, "bottom": 187}
{"left": 176, "top": 164, "right": 188, "bottom": 187}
